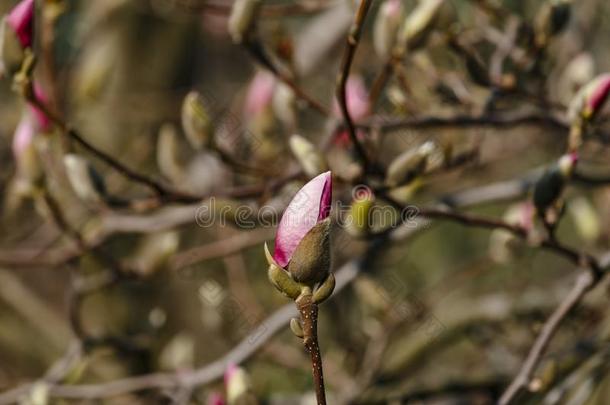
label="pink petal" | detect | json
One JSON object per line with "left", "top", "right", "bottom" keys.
{"left": 587, "top": 73, "right": 610, "bottom": 114}
{"left": 333, "top": 75, "right": 370, "bottom": 121}
{"left": 12, "top": 113, "right": 34, "bottom": 159}
{"left": 385, "top": 0, "right": 402, "bottom": 17}
{"left": 244, "top": 71, "right": 276, "bottom": 118}
{"left": 273, "top": 171, "right": 332, "bottom": 267}
{"left": 6, "top": 0, "right": 34, "bottom": 48}
{"left": 29, "top": 82, "right": 51, "bottom": 131}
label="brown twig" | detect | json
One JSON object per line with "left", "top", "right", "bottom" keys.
{"left": 242, "top": 40, "right": 330, "bottom": 116}
{"left": 498, "top": 270, "right": 599, "bottom": 405}
{"left": 335, "top": 0, "right": 373, "bottom": 172}
{"left": 296, "top": 293, "right": 327, "bottom": 405}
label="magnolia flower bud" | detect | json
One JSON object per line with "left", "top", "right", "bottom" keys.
{"left": 272, "top": 82, "right": 297, "bottom": 129}
{"left": 347, "top": 187, "right": 375, "bottom": 237}
{"left": 533, "top": 152, "right": 578, "bottom": 215}
{"left": 63, "top": 154, "right": 107, "bottom": 204}
{"left": 558, "top": 53, "right": 594, "bottom": 102}
{"left": 159, "top": 333, "right": 194, "bottom": 371}
{"left": 6, "top": 0, "right": 34, "bottom": 48}
{"left": 567, "top": 196, "right": 600, "bottom": 242}
{"left": 13, "top": 114, "right": 42, "bottom": 192}
{"left": 228, "top": 0, "right": 261, "bottom": 44}
{"left": 332, "top": 75, "right": 370, "bottom": 121}
{"left": 489, "top": 202, "right": 533, "bottom": 263}
{"left": 131, "top": 231, "right": 180, "bottom": 276}
{"left": 395, "top": 0, "right": 444, "bottom": 56}
{"left": 156, "top": 123, "right": 184, "bottom": 183}
{"left": 373, "top": 0, "right": 402, "bottom": 59}
{"left": 385, "top": 141, "right": 439, "bottom": 187}
{"left": 582, "top": 74, "right": 610, "bottom": 120}
{"left": 289, "top": 134, "right": 328, "bottom": 178}
{"left": 244, "top": 71, "right": 276, "bottom": 119}
{"left": 0, "top": 0, "right": 34, "bottom": 76}
{"left": 181, "top": 91, "right": 213, "bottom": 150}
{"left": 266, "top": 172, "right": 334, "bottom": 303}
{"left": 534, "top": 0, "right": 571, "bottom": 48}
{"left": 567, "top": 73, "right": 610, "bottom": 150}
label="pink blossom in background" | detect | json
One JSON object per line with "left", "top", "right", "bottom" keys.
{"left": 587, "top": 73, "right": 610, "bottom": 115}
{"left": 6, "top": 0, "right": 35, "bottom": 48}
{"left": 243, "top": 71, "right": 276, "bottom": 118}
{"left": 273, "top": 171, "right": 332, "bottom": 268}
{"left": 11, "top": 114, "right": 34, "bottom": 160}
{"left": 384, "top": 0, "right": 402, "bottom": 18}
{"left": 333, "top": 75, "right": 370, "bottom": 121}
{"left": 29, "top": 83, "right": 51, "bottom": 131}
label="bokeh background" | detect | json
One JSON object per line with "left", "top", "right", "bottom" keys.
{"left": 1, "top": 0, "right": 610, "bottom": 404}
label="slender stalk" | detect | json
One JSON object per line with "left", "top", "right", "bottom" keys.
{"left": 296, "top": 293, "right": 327, "bottom": 405}
{"left": 336, "top": 0, "right": 373, "bottom": 173}
{"left": 498, "top": 271, "right": 596, "bottom": 405}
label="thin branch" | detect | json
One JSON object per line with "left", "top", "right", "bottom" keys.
{"left": 242, "top": 40, "right": 330, "bottom": 116}
{"left": 335, "top": 0, "right": 373, "bottom": 172}
{"left": 498, "top": 270, "right": 599, "bottom": 405}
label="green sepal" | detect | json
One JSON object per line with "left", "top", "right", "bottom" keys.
{"left": 268, "top": 263, "right": 301, "bottom": 300}
{"left": 290, "top": 318, "right": 304, "bottom": 339}
{"left": 313, "top": 273, "right": 336, "bottom": 304}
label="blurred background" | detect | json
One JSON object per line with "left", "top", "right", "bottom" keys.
{"left": 1, "top": 0, "right": 610, "bottom": 404}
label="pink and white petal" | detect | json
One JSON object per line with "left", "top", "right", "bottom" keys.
{"left": 274, "top": 171, "right": 332, "bottom": 267}
{"left": 29, "top": 83, "right": 51, "bottom": 131}
{"left": 12, "top": 114, "right": 34, "bottom": 159}
{"left": 588, "top": 73, "right": 610, "bottom": 113}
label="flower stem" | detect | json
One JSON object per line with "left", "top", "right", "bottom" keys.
{"left": 296, "top": 293, "right": 326, "bottom": 405}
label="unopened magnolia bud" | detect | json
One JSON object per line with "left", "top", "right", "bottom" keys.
{"left": 6, "top": 0, "right": 34, "bottom": 48}
{"left": 385, "top": 141, "right": 438, "bottom": 187}
{"left": 567, "top": 196, "right": 600, "bottom": 242}
{"left": 387, "top": 177, "right": 424, "bottom": 203}
{"left": 395, "top": 0, "right": 444, "bottom": 56}
{"left": 131, "top": 231, "right": 180, "bottom": 276}
{"left": 63, "top": 154, "right": 106, "bottom": 204}
{"left": 567, "top": 73, "right": 610, "bottom": 145}
{"left": 159, "top": 333, "right": 194, "bottom": 371}
{"left": 157, "top": 123, "right": 184, "bottom": 183}
{"left": 272, "top": 82, "right": 297, "bottom": 129}
{"left": 534, "top": 0, "right": 571, "bottom": 48}
{"left": 347, "top": 188, "right": 375, "bottom": 236}
{"left": 533, "top": 153, "right": 578, "bottom": 215}
{"left": 558, "top": 53, "right": 594, "bottom": 101}
{"left": 289, "top": 134, "right": 328, "bottom": 178}
{"left": 287, "top": 218, "right": 331, "bottom": 285}
{"left": 373, "top": 0, "right": 402, "bottom": 59}
{"left": 181, "top": 91, "right": 213, "bottom": 150}
{"left": 489, "top": 203, "right": 531, "bottom": 263}
{"left": 228, "top": 0, "right": 261, "bottom": 44}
